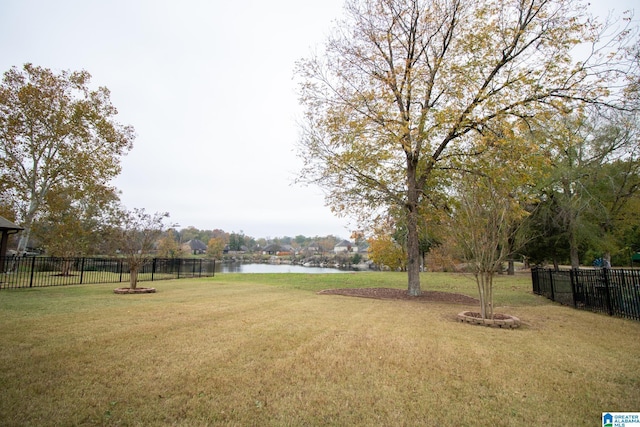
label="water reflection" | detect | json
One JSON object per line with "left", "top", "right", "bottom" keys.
{"left": 216, "top": 263, "right": 347, "bottom": 274}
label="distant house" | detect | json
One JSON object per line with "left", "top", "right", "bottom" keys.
{"left": 263, "top": 244, "right": 294, "bottom": 255}
{"left": 334, "top": 240, "right": 354, "bottom": 254}
{"left": 302, "top": 241, "right": 321, "bottom": 254}
{"left": 357, "top": 242, "right": 370, "bottom": 255}
{"left": 262, "top": 244, "right": 281, "bottom": 255}
{"left": 223, "top": 245, "right": 248, "bottom": 254}
{"left": 183, "top": 239, "right": 207, "bottom": 255}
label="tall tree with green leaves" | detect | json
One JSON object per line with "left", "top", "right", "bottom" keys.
{"left": 580, "top": 113, "right": 640, "bottom": 264}
{"left": 296, "top": 0, "right": 633, "bottom": 295}
{"left": 526, "top": 108, "right": 639, "bottom": 267}
{"left": 228, "top": 232, "right": 246, "bottom": 251}
{"left": 33, "top": 183, "right": 120, "bottom": 258}
{"left": 535, "top": 112, "right": 597, "bottom": 267}
{"left": 0, "top": 64, "right": 134, "bottom": 254}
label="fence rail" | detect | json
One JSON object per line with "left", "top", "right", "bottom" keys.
{"left": 532, "top": 267, "right": 640, "bottom": 321}
{"left": 0, "top": 256, "right": 215, "bottom": 290}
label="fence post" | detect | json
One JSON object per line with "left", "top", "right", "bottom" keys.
{"left": 569, "top": 268, "right": 577, "bottom": 308}
{"left": 29, "top": 256, "right": 36, "bottom": 288}
{"left": 548, "top": 269, "right": 555, "bottom": 301}
{"left": 80, "top": 258, "right": 85, "bottom": 284}
{"left": 119, "top": 260, "right": 123, "bottom": 283}
{"left": 602, "top": 268, "right": 614, "bottom": 316}
{"left": 151, "top": 258, "right": 156, "bottom": 282}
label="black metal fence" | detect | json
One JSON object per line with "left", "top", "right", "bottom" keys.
{"left": 0, "top": 256, "right": 216, "bottom": 290}
{"left": 532, "top": 267, "right": 640, "bottom": 321}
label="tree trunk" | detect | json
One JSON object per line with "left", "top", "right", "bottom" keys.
{"left": 477, "top": 272, "right": 494, "bottom": 320}
{"left": 491, "top": 273, "right": 495, "bottom": 318}
{"left": 569, "top": 230, "right": 580, "bottom": 268}
{"left": 406, "top": 206, "right": 421, "bottom": 296}
{"left": 603, "top": 251, "right": 612, "bottom": 268}
{"left": 16, "top": 202, "right": 36, "bottom": 254}
{"left": 16, "top": 228, "right": 31, "bottom": 255}
{"left": 17, "top": 187, "right": 47, "bottom": 254}
{"left": 562, "top": 179, "right": 581, "bottom": 269}
{"left": 405, "top": 157, "right": 422, "bottom": 296}
{"left": 130, "top": 268, "right": 138, "bottom": 289}
{"left": 507, "top": 236, "right": 515, "bottom": 275}
{"left": 60, "top": 259, "right": 73, "bottom": 276}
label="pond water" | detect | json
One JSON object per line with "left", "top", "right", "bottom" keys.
{"left": 216, "top": 263, "right": 348, "bottom": 274}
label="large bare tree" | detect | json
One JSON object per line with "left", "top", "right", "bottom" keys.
{"left": 296, "top": 0, "right": 634, "bottom": 295}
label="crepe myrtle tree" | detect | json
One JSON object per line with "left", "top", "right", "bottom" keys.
{"left": 451, "top": 173, "right": 529, "bottom": 319}
{"left": 296, "top": 0, "right": 635, "bottom": 296}
{"left": 114, "top": 208, "right": 170, "bottom": 289}
{"left": 448, "top": 123, "right": 543, "bottom": 319}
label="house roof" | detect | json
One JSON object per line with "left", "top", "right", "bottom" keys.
{"left": 357, "top": 242, "right": 370, "bottom": 252}
{"left": 335, "top": 240, "right": 352, "bottom": 248}
{"left": 0, "top": 216, "right": 22, "bottom": 233}
{"left": 263, "top": 244, "right": 279, "bottom": 252}
{"left": 186, "top": 239, "right": 207, "bottom": 251}
{"left": 264, "top": 244, "right": 293, "bottom": 252}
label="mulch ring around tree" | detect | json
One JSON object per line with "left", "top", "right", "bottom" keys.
{"left": 317, "top": 288, "right": 521, "bottom": 328}
{"left": 317, "top": 287, "right": 479, "bottom": 304}
{"left": 457, "top": 311, "right": 521, "bottom": 328}
{"left": 113, "top": 287, "right": 156, "bottom": 294}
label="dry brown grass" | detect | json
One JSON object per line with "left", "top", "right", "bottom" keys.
{"left": 0, "top": 273, "right": 638, "bottom": 426}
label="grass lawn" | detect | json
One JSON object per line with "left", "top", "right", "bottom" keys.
{"left": 0, "top": 272, "right": 638, "bottom": 426}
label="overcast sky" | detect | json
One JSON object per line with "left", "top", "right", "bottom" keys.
{"left": 0, "top": 0, "right": 636, "bottom": 239}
